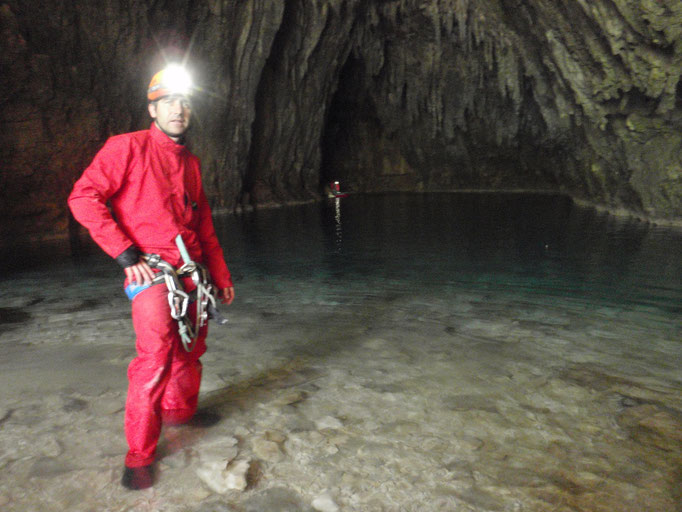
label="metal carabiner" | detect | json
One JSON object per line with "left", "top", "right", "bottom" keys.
{"left": 142, "top": 247, "right": 221, "bottom": 353}
{"left": 167, "top": 288, "right": 189, "bottom": 320}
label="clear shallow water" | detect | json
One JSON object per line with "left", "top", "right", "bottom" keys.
{"left": 1, "top": 192, "right": 680, "bottom": 511}
{"left": 4, "top": 192, "right": 680, "bottom": 319}
{"left": 215, "top": 193, "right": 681, "bottom": 320}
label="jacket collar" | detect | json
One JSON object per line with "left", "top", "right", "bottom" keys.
{"left": 149, "top": 122, "right": 187, "bottom": 154}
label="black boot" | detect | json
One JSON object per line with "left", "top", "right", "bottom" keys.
{"left": 188, "top": 409, "right": 221, "bottom": 428}
{"left": 121, "top": 464, "right": 155, "bottom": 490}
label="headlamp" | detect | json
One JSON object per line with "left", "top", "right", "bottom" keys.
{"left": 147, "top": 64, "right": 193, "bottom": 101}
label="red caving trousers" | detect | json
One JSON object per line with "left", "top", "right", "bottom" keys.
{"left": 124, "top": 280, "right": 207, "bottom": 468}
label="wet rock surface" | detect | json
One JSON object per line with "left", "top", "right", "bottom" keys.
{"left": 0, "top": 257, "right": 679, "bottom": 511}
{"left": 1, "top": 0, "right": 681, "bottom": 250}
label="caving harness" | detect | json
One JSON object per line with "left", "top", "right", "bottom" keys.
{"left": 127, "top": 234, "right": 227, "bottom": 352}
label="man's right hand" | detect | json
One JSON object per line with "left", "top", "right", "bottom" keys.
{"left": 124, "top": 260, "right": 155, "bottom": 284}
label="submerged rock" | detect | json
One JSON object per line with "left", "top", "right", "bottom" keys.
{"left": 241, "top": 486, "right": 316, "bottom": 512}
{"left": 252, "top": 436, "right": 283, "bottom": 463}
{"left": 196, "top": 458, "right": 251, "bottom": 494}
{"left": 618, "top": 404, "right": 682, "bottom": 453}
{"left": 194, "top": 437, "right": 244, "bottom": 493}
{"left": 315, "top": 416, "right": 344, "bottom": 430}
{"left": 312, "top": 492, "right": 340, "bottom": 512}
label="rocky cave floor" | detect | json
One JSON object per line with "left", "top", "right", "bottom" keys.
{"left": 0, "top": 263, "right": 680, "bottom": 512}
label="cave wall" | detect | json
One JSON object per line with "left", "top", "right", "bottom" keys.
{"left": 1, "top": 0, "right": 680, "bottom": 248}
{"left": 0, "top": 0, "right": 284, "bottom": 245}
{"left": 324, "top": 0, "right": 682, "bottom": 218}
{"left": 246, "top": 0, "right": 358, "bottom": 206}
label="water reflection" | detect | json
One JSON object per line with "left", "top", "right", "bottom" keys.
{"left": 218, "top": 193, "right": 681, "bottom": 314}
{"left": 2, "top": 193, "right": 680, "bottom": 316}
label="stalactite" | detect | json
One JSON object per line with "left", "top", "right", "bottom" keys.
{"left": 454, "top": 0, "right": 469, "bottom": 45}
{"left": 0, "top": 0, "right": 681, "bottom": 245}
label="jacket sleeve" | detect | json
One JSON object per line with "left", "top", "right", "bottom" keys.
{"left": 195, "top": 184, "right": 233, "bottom": 289}
{"left": 68, "top": 137, "right": 137, "bottom": 262}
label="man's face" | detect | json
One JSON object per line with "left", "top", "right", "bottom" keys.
{"left": 148, "top": 94, "right": 191, "bottom": 141}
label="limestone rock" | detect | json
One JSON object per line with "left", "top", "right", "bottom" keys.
{"left": 234, "top": 425, "right": 251, "bottom": 438}
{"left": 195, "top": 436, "right": 244, "bottom": 493}
{"left": 252, "top": 436, "right": 283, "bottom": 463}
{"left": 39, "top": 435, "right": 62, "bottom": 458}
{"left": 194, "top": 500, "right": 234, "bottom": 512}
{"left": 241, "top": 486, "right": 316, "bottom": 512}
{"left": 28, "top": 456, "right": 76, "bottom": 478}
{"left": 271, "top": 389, "right": 309, "bottom": 407}
{"left": 196, "top": 458, "right": 251, "bottom": 494}
{"left": 618, "top": 404, "right": 682, "bottom": 452}
{"left": 315, "top": 415, "right": 344, "bottom": 430}
{"left": 312, "top": 492, "right": 340, "bottom": 512}
{"left": 265, "top": 430, "right": 287, "bottom": 444}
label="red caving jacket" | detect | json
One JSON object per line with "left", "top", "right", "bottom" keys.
{"left": 68, "top": 122, "right": 233, "bottom": 290}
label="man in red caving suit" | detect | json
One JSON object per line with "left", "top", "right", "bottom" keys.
{"left": 68, "top": 64, "right": 235, "bottom": 490}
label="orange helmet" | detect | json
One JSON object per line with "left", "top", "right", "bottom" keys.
{"left": 147, "top": 64, "right": 193, "bottom": 101}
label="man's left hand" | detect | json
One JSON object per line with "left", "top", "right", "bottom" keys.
{"left": 218, "top": 287, "right": 235, "bottom": 305}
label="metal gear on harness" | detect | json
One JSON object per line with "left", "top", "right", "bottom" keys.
{"left": 140, "top": 235, "right": 226, "bottom": 352}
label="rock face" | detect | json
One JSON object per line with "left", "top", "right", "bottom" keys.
{"left": 324, "top": 0, "right": 682, "bottom": 218}
{"left": 0, "top": 0, "right": 680, "bottom": 247}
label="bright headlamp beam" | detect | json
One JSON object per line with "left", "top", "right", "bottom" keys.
{"left": 162, "top": 64, "right": 193, "bottom": 96}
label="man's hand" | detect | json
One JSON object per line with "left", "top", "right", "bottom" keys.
{"left": 218, "top": 287, "right": 235, "bottom": 305}
{"left": 124, "top": 260, "right": 155, "bottom": 285}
